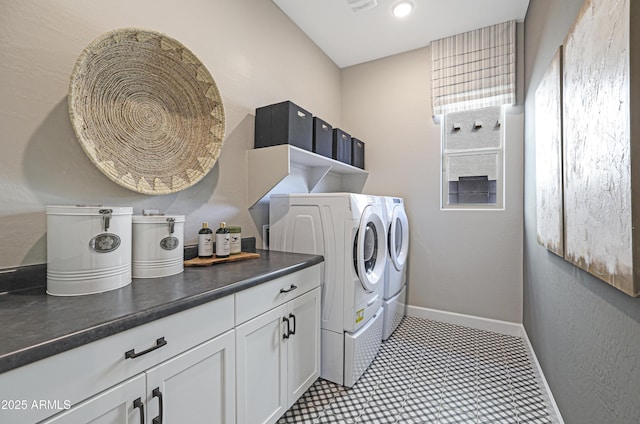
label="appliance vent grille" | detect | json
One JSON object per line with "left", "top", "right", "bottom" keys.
{"left": 346, "top": 0, "right": 378, "bottom": 13}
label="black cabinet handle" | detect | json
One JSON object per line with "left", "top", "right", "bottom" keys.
{"left": 282, "top": 316, "right": 290, "bottom": 339}
{"left": 133, "top": 397, "right": 144, "bottom": 424}
{"left": 280, "top": 284, "right": 298, "bottom": 293}
{"left": 288, "top": 313, "right": 296, "bottom": 336}
{"left": 125, "top": 337, "right": 167, "bottom": 359}
{"left": 152, "top": 387, "right": 164, "bottom": 424}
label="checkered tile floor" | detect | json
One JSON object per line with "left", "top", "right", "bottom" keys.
{"left": 278, "top": 316, "right": 554, "bottom": 423}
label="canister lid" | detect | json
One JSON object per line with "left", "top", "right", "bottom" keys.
{"left": 46, "top": 205, "right": 133, "bottom": 215}
{"left": 132, "top": 215, "right": 185, "bottom": 224}
{"left": 227, "top": 226, "right": 241, "bottom": 233}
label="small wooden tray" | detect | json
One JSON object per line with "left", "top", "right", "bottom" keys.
{"left": 184, "top": 252, "right": 260, "bottom": 267}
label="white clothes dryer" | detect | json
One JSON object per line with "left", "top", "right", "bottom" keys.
{"left": 270, "top": 193, "right": 387, "bottom": 387}
{"left": 381, "top": 196, "right": 410, "bottom": 340}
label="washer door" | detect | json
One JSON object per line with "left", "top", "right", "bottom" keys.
{"left": 389, "top": 205, "right": 409, "bottom": 272}
{"left": 354, "top": 206, "right": 387, "bottom": 292}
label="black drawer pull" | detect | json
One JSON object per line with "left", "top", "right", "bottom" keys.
{"left": 288, "top": 313, "right": 296, "bottom": 336}
{"left": 280, "top": 284, "right": 298, "bottom": 294}
{"left": 133, "top": 397, "right": 144, "bottom": 424}
{"left": 125, "top": 337, "right": 167, "bottom": 359}
{"left": 152, "top": 387, "right": 164, "bottom": 424}
{"left": 283, "top": 316, "right": 291, "bottom": 339}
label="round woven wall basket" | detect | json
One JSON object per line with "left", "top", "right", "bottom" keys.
{"left": 68, "top": 28, "right": 225, "bottom": 195}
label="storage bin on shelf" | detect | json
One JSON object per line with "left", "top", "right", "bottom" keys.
{"left": 255, "top": 100, "right": 313, "bottom": 152}
{"left": 312, "top": 117, "right": 333, "bottom": 158}
{"left": 352, "top": 137, "right": 365, "bottom": 169}
{"left": 332, "top": 128, "right": 352, "bottom": 165}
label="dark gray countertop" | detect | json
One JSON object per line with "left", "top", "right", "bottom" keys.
{"left": 0, "top": 250, "right": 323, "bottom": 375}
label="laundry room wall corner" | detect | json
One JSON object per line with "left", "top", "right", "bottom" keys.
{"left": 341, "top": 46, "right": 524, "bottom": 324}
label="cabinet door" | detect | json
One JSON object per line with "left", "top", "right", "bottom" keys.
{"left": 41, "top": 374, "right": 146, "bottom": 424}
{"left": 287, "top": 287, "right": 321, "bottom": 405}
{"left": 235, "top": 305, "right": 288, "bottom": 424}
{"left": 145, "top": 329, "right": 235, "bottom": 424}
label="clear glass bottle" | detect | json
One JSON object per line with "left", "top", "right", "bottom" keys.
{"left": 198, "top": 222, "right": 213, "bottom": 258}
{"left": 215, "top": 222, "right": 230, "bottom": 258}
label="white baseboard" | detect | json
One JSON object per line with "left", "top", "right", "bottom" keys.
{"left": 406, "top": 305, "right": 524, "bottom": 337}
{"left": 405, "top": 305, "right": 564, "bottom": 424}
{"left": 519, "top": 327, "right": 565, "bottom": 424}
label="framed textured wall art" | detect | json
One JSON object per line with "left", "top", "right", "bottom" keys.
{"left": 562, "top": 0, "right": 639, "bottom": 296}
{"left": 535, "top": 46, "right": 564, "bottom": 258}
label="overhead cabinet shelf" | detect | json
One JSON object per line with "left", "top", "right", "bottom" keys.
{"left": 247, "top": 145, "right": 369, "bottom": 208}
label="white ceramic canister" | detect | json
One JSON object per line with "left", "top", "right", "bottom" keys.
{"left": 132, "top": 215, "right": 185, "bottom": 278}
{"left": 46, "top": 205, "right": 133, "bottom": 296}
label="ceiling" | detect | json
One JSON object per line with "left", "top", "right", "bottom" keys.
{"left": 272, "top": 0, "right": 530, "bottom": 68}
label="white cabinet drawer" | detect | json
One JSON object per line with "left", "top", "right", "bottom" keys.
{"left": 0, "top": 295, "right": 234, "bottom": 424}
{"left": 235, "top": 264, "right": 321, "bottom": 325}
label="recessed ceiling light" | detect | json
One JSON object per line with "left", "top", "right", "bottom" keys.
{"left": 392, "top": 1, "right": 414, "bottom": 18}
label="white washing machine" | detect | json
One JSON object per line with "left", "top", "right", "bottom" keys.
{"left": 381, "top": 196, "right": 409, "bottom": 340}
{"left": 270, "top": 193, "right": 387, "bottom": 387}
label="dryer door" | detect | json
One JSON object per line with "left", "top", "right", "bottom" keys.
{"left": 354, "top": 205, "right": 387, "bottom": 292}
{"left": 389, "top": 205, "right": 409, "bottom": 272}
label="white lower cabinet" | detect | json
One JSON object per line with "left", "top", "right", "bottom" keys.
{"left": 0, "top": 296, "right": 235, "bottom": 424}
{"left": 287, "top": 288, "right": 322, "bottom": 403}
{"left": 236, "top": 287, "right": 321, "bottom": 424}
{"left": 145, "top": 330, "right": 235, "bottom": 424}
{"left": 0, "top": 264, "right": 323, "bottom": 424}
{"left": 41, "top": 374, "right": 146, "bottom": 424}
{"left": 42, "top": 329, "right": 235, "bottom": 424}
{"left": 235, "top": 305, "right": 288, "bottom": 424}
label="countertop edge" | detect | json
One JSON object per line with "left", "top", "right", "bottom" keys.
{"left": 0, "top": 255, "right": 323, "bottom": 375}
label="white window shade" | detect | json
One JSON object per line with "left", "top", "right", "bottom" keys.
{"left": 431, "top": 21, "right": 516, "bottom": 116}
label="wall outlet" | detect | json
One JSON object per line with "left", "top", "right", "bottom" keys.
{"left": 262, "top": 225, "right": 269, "bottom": 250}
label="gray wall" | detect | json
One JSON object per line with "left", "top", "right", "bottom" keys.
{"left": 0, "top": 0, "right": 341, "bottom": 269}
{"left": 341, "top": 47, "right": 524, "bottom": 323}
{"left": 1, "top": 1, "right": 525, "bottom": 325}
{"left": 523, "top": 1, "right": 640, "bottom": 423}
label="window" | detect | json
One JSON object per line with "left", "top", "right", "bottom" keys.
{"left": 441, "top": 106, "right": 504, "bottom": 209}
{"left": 431, "top": 21, "right": 515, "bottom": 210}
